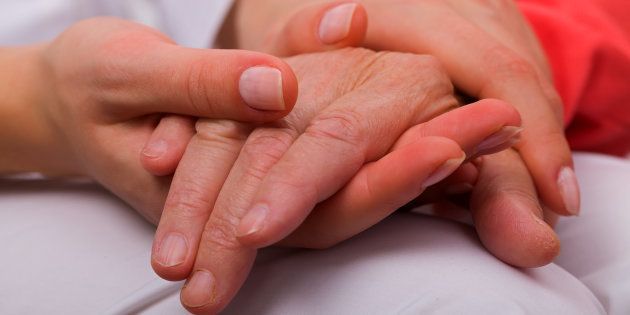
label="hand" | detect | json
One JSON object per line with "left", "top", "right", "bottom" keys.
{"left": 231, "top": 0, "right": 573, "bottom": 267}
{"left": 8, "top": 17, "right": 298, "bottom": 222}
{"left": 149, "top": 48, "right": 522, "bottom": 314}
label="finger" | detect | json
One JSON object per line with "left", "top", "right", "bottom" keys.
{"left": 392, "top": 99, "right": 522, "bottom": 158}
{"left": 280, "top": 100, "right": 520, "bottom": 247}
{"left": 413, "top": 163, "right": 479, "bottom": 205}
{"left": 233, "top": 51, "right": 472, "bottom": 248}
{"left": 181, "top": 51, "right": 454, "bottom": 313}
{"left": 233, "top": 88, "right": 424, "bottom": 247}
{"left": 151, "top": 119, "right": 250, "bottom": 281}
{"left": 180, "top": 126, "right": 299, "bottom": 313}
{"left": 447, "top": 0, "right": 552, "bottom": 79}
{"left": 263, "top": 1, "right": 368, "bottom": 56}
{"left": 95, "top": 23, "right": 298, "bottom": 121}
{"left": 239, "top": 99, "right": 521, "bottom": 248}
{"left": 141, "top": 115, "right": 195, "bottom": 176}
{"left": 470, "top": 150, "right": 560, "bottom": 268}
{"left": 364, "top": 3, "right": 579, "bottom": 216}
{"left": 280, "top": 136, "right": 464, "bottom": 248}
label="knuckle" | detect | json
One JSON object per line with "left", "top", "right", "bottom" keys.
{"left": 195, "top": 119, "right": 250, "bottom": 143}
{"left": 165, "top": 182, "right": 213, "bottom": 221}
{"left": 540, "top": 83, "right": 565, "bottom": 124}
{"left": 201, "top": 214, "right": 241, "bottom": 251}
{"left": 490, "top": 48, "right": 537, "bottom": 80}
{"left": 305, "top": 108, "right": 366, "bottom": 148}
{"left": 185, "top": 59, "right": 215, "bottom": 116}
{"left": 240, "top": 129, "right": 296, "bottom": 179}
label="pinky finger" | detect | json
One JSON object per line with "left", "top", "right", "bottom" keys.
{"left": 280, "top": 136, "right": 464, "bottom": 248}
{"left": 141, "top": 115, "right": 195, "bottom": 176}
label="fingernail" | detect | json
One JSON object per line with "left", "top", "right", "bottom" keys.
{"left": 423, "top": 154, "right": 466, "bottom": 188}
{"left": 142, "top": 139, "right": 168, "bottom": 158}
{"left": 155, "top": 233, "right": 188, "bottom": 267}
{"left": 557, "top": 167, "right": 580, "bottom": 216}
{"left": 319, "top": 3, "right": 357, "bottom": 45}
{"left": 237, "top": 204, "right": 269, "bottom": 238}
{"left": 182, "top": 270, "right": 216, "bottom": 308}
{"left": 239, "top": 66, "right": 285, "bottom": 111}
{"left": 474, "top": 126, "right": 523, "bottom": 156}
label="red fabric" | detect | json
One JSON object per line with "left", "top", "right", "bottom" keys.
{"left": 518, "top": 0, "right": 630, "bottom": 156}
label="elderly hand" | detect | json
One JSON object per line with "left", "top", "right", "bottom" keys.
{"left": 148, "top": 47, "right": 522, "bottom": 314}
{"left": 233, "top": 0, "right": 574, "bottom": 267}
{"left": 3, "top": 17, "right": 299, "bottom": 222}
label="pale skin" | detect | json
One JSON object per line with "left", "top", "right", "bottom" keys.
{"left": 142, "top": 1, "right": 578, "bottom": 313}
{"left": 0, "top": 17, "right": 301, "bottom": 221}
{"left": 1, "top": 10, "right": 520, "bottom": 315}
{"left": 0, "top": 1, "right": 576, "bottom": 314}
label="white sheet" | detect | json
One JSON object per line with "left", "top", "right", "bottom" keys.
{"left": 1, "top": 153, "right": 627, "bottom": 314}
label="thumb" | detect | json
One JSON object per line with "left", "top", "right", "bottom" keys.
{"left": 99, "top": 29, "right": 298, "bottom": 121}
{"left": 262, "top": 1, "right": 367, "bottom": 56}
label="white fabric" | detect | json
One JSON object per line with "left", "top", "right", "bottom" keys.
{"left": 0, "top": 0, "right": 234, "bottom": 48}
{"left": 1, "top": 153, "right": 628, "bottom": 314}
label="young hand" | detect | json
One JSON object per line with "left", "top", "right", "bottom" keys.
{"left": 2, "top": 17, "right": 298, "bottom": 222}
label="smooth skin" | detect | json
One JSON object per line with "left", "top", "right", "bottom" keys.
{"left": 0, "top": 17, "right": 299, "bottom": 222}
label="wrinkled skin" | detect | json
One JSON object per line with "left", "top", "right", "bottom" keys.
{"left": 150, "top": 48, "right": 522, "bottom": 314}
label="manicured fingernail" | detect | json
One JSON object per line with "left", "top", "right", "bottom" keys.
{"left": 239, "top": 66, "right": 285, "bottom": 111}
{"left": 155, "top": 233, "right": 188, "bottom": 267}
{"left": 182, "top": 270, "right": 215, "bottom": 308}
{"left": 319, "top": 3, "right": 357, "bottom": 45}
{"left": 474, "top": 126, "right": 523, "bottom": 156}
{"left": 237, "top": 204, "right": 269, "bottom": 238}
{"left": 142, "top": 139, "right": 168, "bottom": 158}
{"left": 423, "top": 154, "right": 466, "bottom": 188}
{"left": 557, "top": 167, "right": 580, "bottom": 216}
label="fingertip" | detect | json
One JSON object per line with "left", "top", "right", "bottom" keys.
{"left": 235, "top": 204, "right": 271, "bottom": 247}
{"left": 474, "top": 193, "right": 560, "bottom": 268}
{"left": 278, "top": 60, "right": 299, "bottom": 114}
{"left": 180, "top": 269, "right": 230, "bottom": 314}
{"left": 141, "top": 115, "right": 194, "bottom": 176}
{"left": 141, "top": 139, "right": 174, "bottom": 176}
{"left": 150, "top": 233, "right": 194, "bottom": 281}
{"left": 267, "top": 1, "right": 367, "bottom": 56}
{"left": 557, "top": 166, "right": 581, "bottom": 216}
{"left": 470, "top": 98, "right": 522, "bottom": 127}
{"left": 517, "top": 128, "right": 579, "bottom": 217}
{"left": 318, "top": 2, "right": 367, "bottom": 46}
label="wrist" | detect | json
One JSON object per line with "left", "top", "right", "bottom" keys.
{"left": 0, "top": 44, "right": 78, "bottom": 176}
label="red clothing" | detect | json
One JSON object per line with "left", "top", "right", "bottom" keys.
{"left": 518, "top": 0, "right": 630, "bottom": 156}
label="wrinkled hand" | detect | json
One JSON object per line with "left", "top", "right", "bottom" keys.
{"left": 34, "top": 17, "right": 298, "bottom": 222}
{"left": 149, "top": 48, "right": 521, "bottom": 314}
{"left": 238, "top": 0, "right": 575, "bottom": 267}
